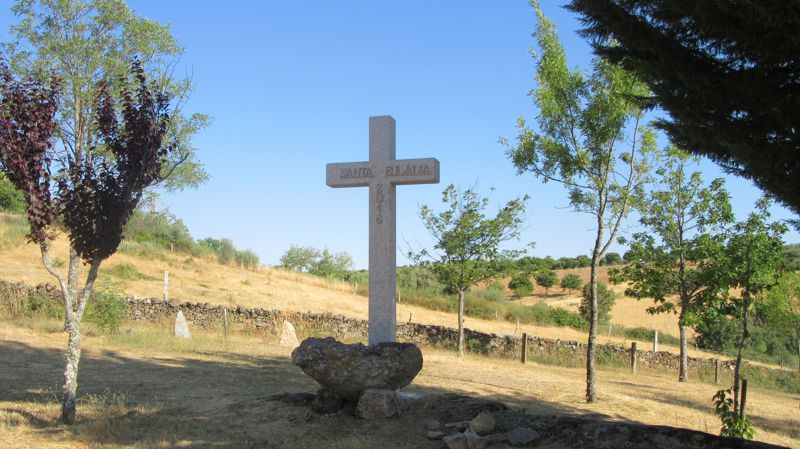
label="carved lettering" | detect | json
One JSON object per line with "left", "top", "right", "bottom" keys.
{"left": 340, "top": 167, "right": 374, "bottom": 179}
{"left": 376, "top": 183, "right": 384, "bottom": 224}
{"left": 385, "top": 164, "right": 433, "bottom": 178}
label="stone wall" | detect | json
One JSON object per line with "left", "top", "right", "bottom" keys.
{"left": 0, "top": 280, "right": 755, "bottom": 376}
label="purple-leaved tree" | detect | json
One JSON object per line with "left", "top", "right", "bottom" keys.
{"left": 0, "top": 60, "right": 174, "bottom": 424}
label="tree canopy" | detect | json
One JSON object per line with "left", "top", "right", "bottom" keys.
{"left": 411, "top": 184, "right": 527, "bottom": 356}
{"left": 567, "top": 0, "right": 800, "bottom": 216}
{"left": 505, "top": 0, "right": 655, "bottom": 403}
{"left": 1, "top": 0, "right": 209, "bottom": 192}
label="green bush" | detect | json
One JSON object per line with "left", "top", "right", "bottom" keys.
{"left": 560, "top": 273, "right": 582, "bottom": 293}
{"left": 85, "top": 289, "right": 127, "bottom": 334}
{"left": 124, "top": 209, "right": 197, "bottom": 253}
{"left": 477, "top": 282, "right": 506, "bottom": 301}
{"left": 535, "top": 269, "right": 559, "bottom": 295}
{"left": 579, "top": 282, "right": 616, "bottom": 324}
{"left": 0, "top": 174, "right": 25, "bottom": 213}
{"left": 713, "top": 388, "right": 755, "bottom": 439}
{"left": 234, "top": 249, "right": 260, "bottom": 270}
{"left": 508, "top": 273, "right": 533, "bottom": 297}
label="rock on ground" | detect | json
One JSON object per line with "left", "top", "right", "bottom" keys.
{"left": 291, "top": 337, "right": 423, "bottom": 401}
{"left": 355, "top": 389, "right": 399, "bottom": 419}
{"left": 174, "top": 311, "right": 191, "bottom": 339}
{"left": 279, "top": 321, "right": 300, "bottom": 348}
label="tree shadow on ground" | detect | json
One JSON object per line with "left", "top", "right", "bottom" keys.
{"left": 0, "top": 338, "right": 598, "bottom": 449}
{"left": 606, "top": 378, "right": 799, "bottom": 442}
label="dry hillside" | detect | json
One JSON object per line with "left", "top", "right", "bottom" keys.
{"left": 0, "top": 216, "right": 738, "bottom": 361}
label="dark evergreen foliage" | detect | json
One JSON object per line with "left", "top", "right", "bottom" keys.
{"left": 567, "top": 0, "right": 800, "bottom": 214}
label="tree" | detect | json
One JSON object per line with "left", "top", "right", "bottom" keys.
{"left": 410, "top": 184, "right": 527, "bottom": 356}
{"left": 535, "top": 269, "right": 558, "bottom": 295}
{"left": 279, "top": 245, "right": 321, "bottom": 272}
{"left": 611, "top": 148, "right": 732, "bottom": 381}
{"left": 508, "top": 273, "right": 533, "bottom": 297}
{"left": 567, "top": 1, "right": 800, "bottom": 216}
{"left": 0, "top": 171, "right": 24, "bottom": 212}
{"left": 763, "top": 272, "right": 800, "bottom": 373}
{"left": 579, "top": 282, "right": 615, "bottom": 325}
{"left": 560, "top": 273, "right": 582, "bottom": 294}
{"left": 0, "top": 61, "right": 175, "bottom": 424}
{"left": 601, "top": 252, "right": 622, "bottom": 266}
{"left": 2, "top": 0, "right": 208, "bottom": 192}
{"left": 701, "top": 198, "right": 786, "bottom": 416}
{"left": 309, "top": 248, "right": 353, "bottom": 280}
{"left": 504, "top": 1, "right": 655, "bottom": 402}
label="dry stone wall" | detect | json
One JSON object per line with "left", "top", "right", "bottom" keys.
{"left": 0, "top": 280, "right": 753, "bottom": 375}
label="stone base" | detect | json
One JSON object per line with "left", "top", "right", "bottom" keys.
{"left": 312, "top": 388, "right": 344, "bottom": 414}
{"left": 355, "top": 389, "right": 399, "bottom": 419}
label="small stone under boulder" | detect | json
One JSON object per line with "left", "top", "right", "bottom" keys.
{"left": 355, "top": 388, "right": 399, "bottom": 419}
{"left": 291, "top": 337, "right": 423, "bottom": 401}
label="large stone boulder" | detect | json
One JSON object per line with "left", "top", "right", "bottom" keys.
{"left": 291, "top": 337, "right": 423, "bottom": 401}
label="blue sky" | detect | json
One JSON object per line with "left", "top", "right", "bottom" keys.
{"left": 1, "top": 1, "right": 797, "bottom": 269}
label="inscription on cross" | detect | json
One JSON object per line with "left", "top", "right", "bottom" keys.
{"left": 327, "top": 116, "right": 439, "bottom": 344}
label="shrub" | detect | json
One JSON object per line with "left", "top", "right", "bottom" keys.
{"left": 124, "top": 208, "right": 197, "bottom": 253}
{"left": 85, "top": 289, "right": 127, "bottom": 334}
{"left": 477, "top": 282, "right": 506, "bottom": 301}
{"left": 234, "top": 249, "right": 260, "bottom": 270}
{"left": 0, "top": 173, "right": 25, "bottom": 213}
{"left": 508, "top": 273, "right": 533, "bottom": 297}
{"left": 579, "top": 282, "right": 616, "bottom": 324}
{"left": 713, "top": 388, "right": 755, "bottom": 439}
{"left": 560, "top": 273, "right": 582, "bottom": 293}
{"left": 535, "top": 269, "right": 559, "bottom": 295}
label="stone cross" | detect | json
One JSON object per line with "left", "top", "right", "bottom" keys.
{"left": 327, "top": 116, "right": 439, "bottom": 344}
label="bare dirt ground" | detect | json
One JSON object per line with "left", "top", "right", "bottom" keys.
{"left": 0, "top": 321, "right": 798, "bottom": 449}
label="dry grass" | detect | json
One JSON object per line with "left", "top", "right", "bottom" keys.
{"left": 0, "top": 319, "right": 798, "bottom": 449}
{"left": 0, "top": 218, "right": 771, "bottom": 368}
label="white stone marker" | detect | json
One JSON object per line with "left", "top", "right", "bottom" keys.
{"left": 174, "top": 310, "right": 191, "bottom": 339}
{"left": 327, "top": 116, "right": 439, "bottom": 344}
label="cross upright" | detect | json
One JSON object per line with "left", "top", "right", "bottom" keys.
{"left": 326, "top": 116, "right": 440, "bottom": 344}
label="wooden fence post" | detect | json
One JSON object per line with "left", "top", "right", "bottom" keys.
{"left": 223, "top": 307, "right": 228, "bottom": 340}
{"left": 163, "top": 270, "right": 169, "bottom": 302}
{"left": 714, "top": 359, "right": 720, "bottom": 384}
{"left": 521, "top": 332, "right": 528, "bottom": 364}
{"left": 630, "top": 342, "right": 638, "bottom": 374}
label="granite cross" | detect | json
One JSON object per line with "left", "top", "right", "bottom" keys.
{"left": 326, "top": 116, "right": 440, "bottom": 344}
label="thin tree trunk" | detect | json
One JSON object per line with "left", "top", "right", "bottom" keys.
{"left": 679, "top": 306, "right": 689, "bottom": 382}
{"left": 457, "top": 290, "right": 465, "bottom": 357}
{"left": 796, "top": 328, "right": 799, "bottom": 374}
{"left": 733, "top": 296, "right": 750, "bottom": 415}
{"left": 586, "top": 225, "right": 603, "bottom": 403}
{"left": 60, "top": 317, "right": 81, "bottom": 424}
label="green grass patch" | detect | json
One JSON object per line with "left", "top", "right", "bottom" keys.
{"left": 103, "top": 263, "right": 156, "bottom": 281}
{"left": 0, "top": 214, "right": 29, "bottom": 249}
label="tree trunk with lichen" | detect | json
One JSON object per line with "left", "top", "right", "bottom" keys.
{"left": 40, "top": 243, "right": 100, "bottom": 425}
{"left": 60, "top": 316, "right": 82, "bottom": 424}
